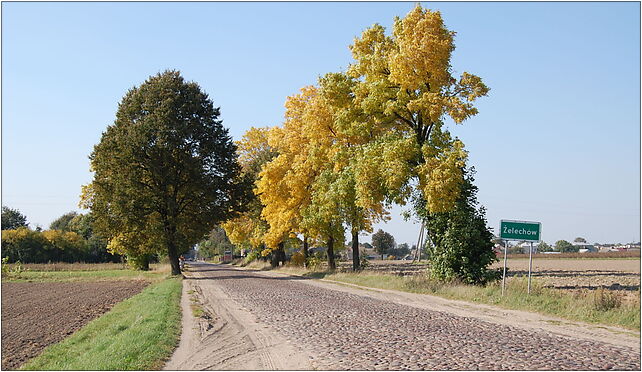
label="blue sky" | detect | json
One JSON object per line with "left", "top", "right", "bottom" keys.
{"left": 2, "top": 2, "right": 640, "bottom": 245}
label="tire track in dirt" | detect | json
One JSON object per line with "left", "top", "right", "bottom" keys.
{"left": 163, "top": 266, "right": 313, "bottom": 370}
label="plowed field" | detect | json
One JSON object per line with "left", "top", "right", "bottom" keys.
{"left": 1, "top": 280, "right": 149, "bottom": 370}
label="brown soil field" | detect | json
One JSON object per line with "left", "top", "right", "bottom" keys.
{"left": 491, "top": 258, "right": 641, "bottom": 292}
{"left": 1, "top": 280, "right": 149, "bottom": 370}
{"left": 336, "top": 258, "right": 641, "bottom": 293}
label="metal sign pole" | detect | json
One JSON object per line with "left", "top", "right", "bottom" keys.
{"left": 528, "top": 241, "right": 533, "bottom": 294}
{"left": 502, "top": 240, "right": 508, "bottom": 296}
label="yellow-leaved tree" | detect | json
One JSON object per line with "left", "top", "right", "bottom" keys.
{"left": 222, "top": 127, "right": 277, "bottom": 261}
{"left": 347, "top": 4, "right": 489, "bottom": 214}
{"left": 257, "top": 87, "right": 328, "bottom": 267}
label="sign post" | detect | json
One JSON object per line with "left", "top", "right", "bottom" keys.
{"left": 500, "top": 220, "right": 541, "bottom": 295}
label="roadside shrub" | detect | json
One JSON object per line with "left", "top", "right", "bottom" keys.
{"left": 593, "top": 288, "right": 622, "bottom": 311}
{"left": 411, "top": 168, "right": 500, "bottom": 285}
{"left": 241, "top": 251, "right": 259, "bottom": 266}
{"left": 126, "top": 254, "right": 153, "bottom": 271}
{"left": 289, "top": 251, "right": 306, "bottom": 267}
{"left": 1, "top": 257, "right": 9, "bottom": 276}
{"left": 1, "top": 257, "right": 25, "bottom": 278}
{"left": 306, "top": 256, "right": 322, "bottom": 271}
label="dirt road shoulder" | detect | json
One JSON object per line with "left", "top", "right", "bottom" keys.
{"left": 164, "top": 266, "right": 314, "bottom": 370}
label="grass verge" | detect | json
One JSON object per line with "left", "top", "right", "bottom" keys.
{"left": 2, "top": 264, "right": 170, "bottom": 283}
{"left": 21, "top": 276, "right": 182, "bottom": 370}
{"left": 277, "top": 267, "right": 640, "bottom": 331}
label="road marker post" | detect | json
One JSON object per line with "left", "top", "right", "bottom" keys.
{"left": 501, "top": 240, "right": 508, "bottom": 296}
{"left": 528, "top": 242, "right": 533, "bottom": 294}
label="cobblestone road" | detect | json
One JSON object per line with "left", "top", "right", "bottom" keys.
{"left": 193, "top": 263, "right": 640, "bottom": 370}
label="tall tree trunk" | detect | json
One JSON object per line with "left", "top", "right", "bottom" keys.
{"left": 168, "top": 243, "right": 181, "bottom": 276}
{"left": 302, "top": 236, "right": 309, "bottom": 267}
{"left": 271, "top": 242, "right": 286, "bottom": 268}
{"left": 352, "top": 230, "right": 360, "bottom": 271}
{"left": 327, "top": 236, "right": 336, "bottom": 271}
{"left": 278, "top": 242, "right": 286, "bottom": 266}
{"left": 163, "top": 214, "right": 181, "bottom": 276}
{"left": 270, "top": 249, "right": 279, "bottom": 268}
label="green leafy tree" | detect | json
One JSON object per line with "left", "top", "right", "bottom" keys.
{"left": 423, "top": 168, "right": 500, "bottom": 284}
{"left": 390, "top": 242, "right": 411, "bottom": 258}
{"left": 2, "top": 206, "right": 28, "bottom": 230}
{"left": 371, "top": 229, "right": 395, "bottom": 260}
{"left": 68, "top": 213, "right": 119, "bottom": 263}
{"left": 67, "top": 213, "right": 94, "bottom": 239}
{"left": 82, "top": 70, "right": 250, "bottom": 274}
{"left": 573, "top": 237, "right": 587, "bottom": 243}
{"left": 538, "top": 241, "right": 553, "bottom": 252}
{"left": 198, "top": 226, "right": 236, "bottom": 259}
{"left": 555, "top": 240, "right": 576, "bottom": 253}
{"left": 49, "top": 211, "right": 78, "bottom": 231}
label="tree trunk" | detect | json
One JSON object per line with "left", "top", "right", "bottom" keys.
{"left": 140, "top": 255, "right": 150, "bottom": 271}
{"left": 278, "top": 242, "right": 286, "bottom": 266}
{"left": 271, "top": 242, "right": 286, "bottom": 268}
{"left": 163, "top": 214, "right": 181, "bottom": 276}
{"left": 352, "top": 231, "right": 360, "bottom": 271}
{"left": 302, "top": 236, "right": 309, "bottom": 268}
{"left": 168, "top": 243, "right": 181, "bottom": 276}
{"left": 327, "top": 236, "right": 336, "bottom": 271}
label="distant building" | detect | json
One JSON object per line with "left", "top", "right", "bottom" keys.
{"left": 516, "top": 241, "right": 540, "bottom": 254}
{"left": 572, "top": 242, "right": 597, "bottom": 253}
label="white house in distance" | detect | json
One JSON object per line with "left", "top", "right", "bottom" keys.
{"left": 572, "top": 242, "right": 597, "bottom": 253}
{"left": 516, "top": 241, "right": 540, "bottom": 254}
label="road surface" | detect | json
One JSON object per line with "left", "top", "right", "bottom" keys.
{"left": 165, "top": 262, "right": 640, "bottom": 370}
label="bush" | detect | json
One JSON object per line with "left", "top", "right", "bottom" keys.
{"left": 240, "top": 251, "right": 259, "bottom": 266}
{"left": 425, "top": 169, "right": 501, "bottom": 285}
{"left": 306, "top": 256, "right": 323, "bottom": 270}
{"left": 1, "top": 257, "right": 25, "bottom": 279}
{"left": 593, "top": 288, "right": 622, "bottom": 311}
{"left": 289, "top": 251, "right": 306, "bottom": 267}
{"left": 1, "top": 227, "right": 117, "bottom": 264}
{"left": 359, "top": 256, "right": 370, "bottom": 270}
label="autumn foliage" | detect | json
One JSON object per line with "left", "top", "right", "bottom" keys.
{"left": 228, "top": 5, "right": 492, "bottom": 277}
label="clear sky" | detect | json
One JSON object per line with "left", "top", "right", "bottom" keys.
{"left": 2, "top": 2, "right": 640, "bottom": 246}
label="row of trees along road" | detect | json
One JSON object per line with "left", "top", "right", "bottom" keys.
{"left": 221, "top": 5, "right": 499, "bottom": 284}
{"left": 1, "top": 208, "right": 119, "bottom": 263}
{"left": 79, "top": 5, "right": 497, "bottom": 282}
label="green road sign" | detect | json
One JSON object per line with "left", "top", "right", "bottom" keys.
{"left": 500, "top": 220, "right": 541, "bottom": 242}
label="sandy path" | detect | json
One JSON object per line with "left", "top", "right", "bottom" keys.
{"left": 163, "top": 265, "right": 313, "bottom": 370}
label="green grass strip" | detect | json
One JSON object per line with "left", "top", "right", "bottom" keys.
{"left": 21, "top": 277, "right": 182, "bottom": 370}
{"left": 3, "top": 269, "right": 166, "bottom": 283}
